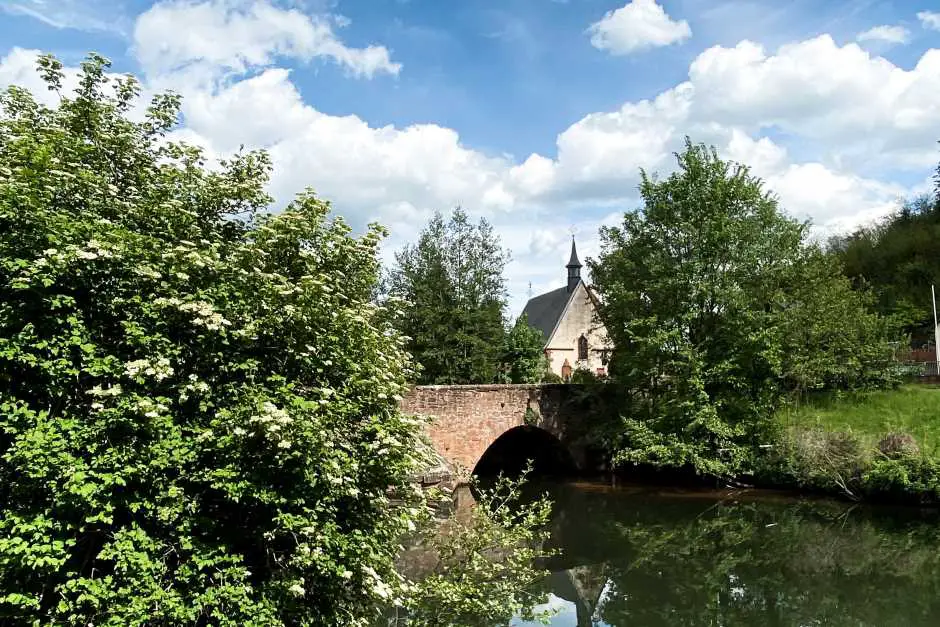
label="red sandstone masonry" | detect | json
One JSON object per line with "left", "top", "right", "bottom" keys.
{"left": 400, "top": 384, "right": 569, "bottom": 476}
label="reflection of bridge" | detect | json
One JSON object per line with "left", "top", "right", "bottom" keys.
{"left": 548, "top": 567, "right": 608, "bottom": 627}
{"left": 400, "top": 384, "right": 593, "bottom": 478}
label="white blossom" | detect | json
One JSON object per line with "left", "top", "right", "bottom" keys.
{"left": 124, "top": 357, "right": 173, "bottom": 381}
{"left": 87, "top": 384, "right": 123, "bottom": 397}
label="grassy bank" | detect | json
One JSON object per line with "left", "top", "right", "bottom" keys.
{"left": 778, "top": 385, "right": 940, "bottom": 456}
{"left": 757, "top": 385, "right": 940, "bottom": 504}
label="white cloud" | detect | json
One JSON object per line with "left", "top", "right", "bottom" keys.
{"left": 133, "top": 0, "right": 401, "bottom": 79}
{"left": 918, "top": 11, "right": 940, "bottom": 31}
{"left": 0, "top": 47, "right": 60, "bottom": 105}
{"left": 685, "top": 36, "right": 940, "bottom": 168}
{"left": 168, "top": 66, "right": 515, "bottom": 226}
{"left": 725, "top": 131, "right": 905, "bottom": 233}
{"left": 588, "top": 0, "right": 691, "bottom": 55}
{"left": 856, "top": 25, "right": 910, "bottom": 45}
{"left": 3, "top": 13, "right": 937, "bottom": 316}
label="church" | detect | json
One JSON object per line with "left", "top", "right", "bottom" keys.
{"left": 520, "top": 239, "right": 611, "bottom": 380}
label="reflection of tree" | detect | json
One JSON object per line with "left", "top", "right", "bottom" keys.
{"left": 541, "top": 485, "right": 940, "bottom": 627}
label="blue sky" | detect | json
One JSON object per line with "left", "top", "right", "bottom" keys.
{"left": 2, "top": 0, "right": 940, "bottom": 315}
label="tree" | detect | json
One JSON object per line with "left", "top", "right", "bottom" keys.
{"left": 829, "top": 194, "right": 940, "bottom": 343}
{"left": 776, "top": 250, "right": 899, "bottom": 394}
{"left": 0, "top": 53, "right": 429, "bottom": 626}
{"left": 388, "top": 208, "right": 510, "bottom": 384}
{"left": 590, "top": 140, "right": 898, "bottom": 478}
{"left": 497, "top": 314, "right": 549, "bottom": 384}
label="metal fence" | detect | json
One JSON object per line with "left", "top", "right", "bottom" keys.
{"left": 900, "top": 361, "right": 940, "bottom": 377}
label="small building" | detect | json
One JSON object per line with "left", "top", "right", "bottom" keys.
{"left": 520, "top": 238, "right": 612, "bottom": 380}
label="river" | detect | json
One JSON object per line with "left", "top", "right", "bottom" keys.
{"left": 511, "top": 481, "right": 940, "bottom": 626}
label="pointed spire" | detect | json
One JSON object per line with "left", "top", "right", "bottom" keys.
{"left": 566, "top": 236, "right": 581, "bottom": 269}
{"left": 566, "top": 236, "right": 582, "bottom": 293}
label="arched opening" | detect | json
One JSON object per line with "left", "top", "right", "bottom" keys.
{"left": 472, "top": 425, "right": 576, "bottom": 479}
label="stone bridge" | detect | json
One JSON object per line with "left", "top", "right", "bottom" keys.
{"left": 400, "top": 383, "right": 596, "bottom": 479}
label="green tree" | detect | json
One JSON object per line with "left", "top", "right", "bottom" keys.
{"left": 776, "top": 250, "right": 899, "bottom": 394}
{"left": 829, "top": 194, "right": 940, "bottom": 342}
{"left": 388, "top": 208, "right": 510, "bottom": 384}
{"left": 0, "top": 53, "right": 429, "bottom": 626}
{"left": 590, "top": 140, "right": 897, "bottom": 478}
{"left": 497, "top": 314, "right": 549, "bottom": 383}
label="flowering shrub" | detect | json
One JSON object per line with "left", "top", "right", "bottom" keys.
{"left": 0, "top": 54, "right": 427, "bottom": 625}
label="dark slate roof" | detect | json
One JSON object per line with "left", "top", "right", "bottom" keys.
{"left": 520, "top": 284, "right": 575, "bottom": 342}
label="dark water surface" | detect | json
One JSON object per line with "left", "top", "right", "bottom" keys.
{"left": 512, "top": 481, "right": 940, "bottom": 627}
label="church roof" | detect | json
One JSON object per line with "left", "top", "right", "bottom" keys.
{"left": 520, "top": 284, "right": 575, "bottom": 342}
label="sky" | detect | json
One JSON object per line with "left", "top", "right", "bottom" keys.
{"left": 1, "top": 0, "right": 940, "bottom": 316}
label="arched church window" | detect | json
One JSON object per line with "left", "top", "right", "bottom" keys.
{"left": 578, "top": 335, "right": 588, "bottom": 361}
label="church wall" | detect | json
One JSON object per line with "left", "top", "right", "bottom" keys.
{"left": 544, "top": 282, "right": 611, "bottom": 378}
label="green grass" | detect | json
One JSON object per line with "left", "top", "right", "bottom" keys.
{"left": 777, "top": 385, "right": 940, "bottom": 457}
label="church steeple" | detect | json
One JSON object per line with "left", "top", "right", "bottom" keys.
{"left": 566, "top": 236, "right": 582, "bottom": 293}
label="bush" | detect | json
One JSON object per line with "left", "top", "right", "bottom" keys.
{"left": 757, "top": 429, "right": 869, "bottom": 498}
{"left": 863, "top": 456, "right": 940, "bottom": 505}
{"left": 569, "top": 367, "right": 602, "bottom": 385}
{"left": 392, "top": 472, "right": 555, "bottom": 626}
{"left": 877, "top": 432, "right": 920, "bottom": 458}
{"left": 0, "top": 54, "right": 426, "bottom": 625}
{"left": 540, "top": 371, "right": 564, "bottom": 384}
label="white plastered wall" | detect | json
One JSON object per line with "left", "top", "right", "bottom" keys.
{"left": 544, "top": 282, "right": 611, "bottom": 378}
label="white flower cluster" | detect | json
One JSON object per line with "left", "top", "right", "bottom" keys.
{"left": 74, "top": 240, "right": 114, "bottom": 261}
{"left": 179, "top": 373, "right": 210, "bottom": 402}
{"left": 154, "top": 297, "right": 231, "bottom": 331}
{"left": 363, "top": 566, "right": 392, "bottom": 600}
{"left": 136, "top": 398, "right": 169, "bottom": 419}
{"left": 86, "top": 384, "right": 123, "bottom": 411}
{"left": 247, "top": 401, "right": 293, "bottom": 449}
{"left": 86, "top": 384, "right": 123, "bottom": 397}
{"left": 288, "top": 579, "right": 305, "bottom": 598}
{"left": 134, "top": 266, "right": 162, "bottom": 279}
{"left": 124, "top": 357, "right": 174, "bottom": 382}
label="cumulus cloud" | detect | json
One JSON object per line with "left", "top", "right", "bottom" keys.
{"left": 856, "top": 25, "right": 910, "bottom": 45}
{"left": 588, "top": 0, "right": 691, "bottom": 55}
{"left": 685, "top": 36, "right": 940, "bottom": 168}
{"left": 918, "top": 11, "right": 940, "bottom": 31}
{"left": 3, "top": 9, "right": 937, "bottom": 314}
{"left": 133, "top": 0, "right": 401, "bottom": 79}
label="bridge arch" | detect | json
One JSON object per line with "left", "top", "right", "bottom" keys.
{"left": 472, "top": 424, "right": 575, "bottom": 477}
{"left": 400, "top": 384, "right": 587, "bottom": 480}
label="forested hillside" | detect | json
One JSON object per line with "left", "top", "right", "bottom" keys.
{"left": 829, "top": 162, "right": 940, "bottom": 346}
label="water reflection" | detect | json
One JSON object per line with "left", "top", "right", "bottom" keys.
{"left": 514, "top": 481, "right": 940, "bottom": 627}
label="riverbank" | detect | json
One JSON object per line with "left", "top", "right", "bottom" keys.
{"left": 597, "top": 385, "right": 940, "bottom": 507}
{"left": 753, "top": 385, "right": 940, "bottom": 505}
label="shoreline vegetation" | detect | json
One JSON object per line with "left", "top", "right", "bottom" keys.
{"left": 755, "top": 383, "right": 940, "bottom": 506}
{"left": 594, "top": 383, "right": 940, "bottom": 507}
